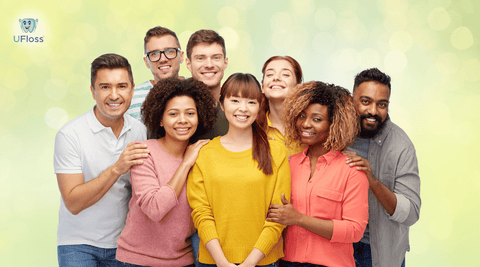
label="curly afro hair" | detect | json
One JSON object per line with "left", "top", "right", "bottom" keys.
{"left": 283, "top": 81, "right": 359, "bottom": 152}
{"left": 141, "top": 77, "right": 217, "bottom": 142}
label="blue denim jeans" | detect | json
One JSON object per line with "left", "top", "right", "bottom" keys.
{"left": 192, "top": 231, "right": 200, "bottom": 267}
{"left": 353, "top": 242, "right": 405, "bottom": 267}
{"left": 198, "top": 262, "right": 277, "bottom": 267}
{"left": 58, "top": 244, "right": 125, "bottom": 267}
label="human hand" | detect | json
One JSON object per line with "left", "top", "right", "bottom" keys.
{"left": 266, "top": 193, "right": 300, "bottom": 226}
{"left": 112, "top": 141, "right": 149, "bottom": 175}
{"left": 346, "top": 155, "right": 375, "bottom": 186}
{"left": 182, "top": 139, "right": 209, "bottom": 168}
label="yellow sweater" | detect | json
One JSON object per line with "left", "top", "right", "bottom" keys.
{"left": 187, "top": 137, "right": 291, "bottom": 265}
{"left": 266, "top": 112, "right": 305, "bottom": 157}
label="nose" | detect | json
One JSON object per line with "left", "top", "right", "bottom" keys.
{"left": 204, "top": 57, "right": 213, "bottom": 68}
{"left": 239, "top": 101, "right": 248, "bottom": 111}
{"left": 273, "top": 72, "right": 282, "bottom": 81}
{"left": 178, "top": 113, "right": 187, "bottom": 123}
{"left": 159, "top": 52, "right": 168, "bottom": 62}
{"left": 367, "top": 104, "right": 377, "bottom": 115}
{"left": 301, "top": 118, "right": 311, "bottom": 128}
{"left": 110, "top": 87, "right": 119, "bottom": 100}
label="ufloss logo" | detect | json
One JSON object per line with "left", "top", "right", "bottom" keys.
{"left": 20, "top": 18, "right": 38, "bottom": 33}
{"left": 14, "top": 17, "right": 44, "bottom": 43}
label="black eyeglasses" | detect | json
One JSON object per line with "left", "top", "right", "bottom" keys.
{"left": 145, "top": 48, "right": 181, "bottom": 62}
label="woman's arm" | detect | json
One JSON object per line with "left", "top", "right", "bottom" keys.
{"left": 132, "top": 140, "right": 208, "bottom": 221}
{"left": 204, "top": 239, "right": 237, "bottom": 267}
{"left": 267, "top": 169, "right": 369, "bottom": 242}
{"left": 267, "top": 194, "right": 334, "bottom": 240}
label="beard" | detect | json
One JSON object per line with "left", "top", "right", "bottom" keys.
{"left": 358, "top": 114, "right": 386, "bottom": 139}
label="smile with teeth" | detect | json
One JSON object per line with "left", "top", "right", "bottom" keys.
{"left": 175, "top": 127, "right": 190, "bottom": 134}
{"left": 107, "top": 103, "right": 121, "bottom": 108}
{"left": 202, "top": 72, "right": 216, "bottom": 78}
{"left": 365, "top": 118, "right": 377, "bottom": 123}
{"left": 301, "top": 131, "right": 315, "bottom": 137}
{"left": 235, "top": 115, "right": 249, "bottom": 121}
{"left": 270, "top": 85, "right": 285, "bottom": 90}
{"left": 159, "top": 65, "right": 171, "bottom": 70}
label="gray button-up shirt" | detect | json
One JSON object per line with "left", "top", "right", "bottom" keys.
{"left": 349, "top": 117, "right": 421, "bottom": 267}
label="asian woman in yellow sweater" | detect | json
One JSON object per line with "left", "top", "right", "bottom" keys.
{"left": 187, "top": 73, "right": 291, "bottom": 267}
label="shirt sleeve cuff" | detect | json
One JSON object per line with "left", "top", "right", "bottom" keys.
{"left": 388, "top": 193, "right": 411, "bottom": 223}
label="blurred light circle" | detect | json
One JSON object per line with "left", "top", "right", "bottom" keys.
{"left": 45, "top": 107, "right": 69, "bottom": 130}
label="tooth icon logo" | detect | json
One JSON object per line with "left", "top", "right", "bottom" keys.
{"left": 19, "top": 18, "right": 38, "bottom": 33}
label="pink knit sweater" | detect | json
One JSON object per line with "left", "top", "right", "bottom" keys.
{"left": 116, "top": 139, "right": 195, "bottom": 266}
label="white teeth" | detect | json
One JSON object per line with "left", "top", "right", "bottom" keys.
{"left": 366, "top": 118, "right": 376, "bottom": 122}
{"left": 271, "top": 86, "right": 283, "bottom": 89}
{"left": 302, "top": 131, "right": 314, "bottom": 136}
{"left": 236, "top": 115, "right": 248, "bottom": 120}
{"left": 109, "top": 103, "right": 120, "bottom": 107}
{"left": 160, "top": 66, "right": 170, "bottom": 70}
{"left": 203, "top": 72, "right": 215, "bottom": 78}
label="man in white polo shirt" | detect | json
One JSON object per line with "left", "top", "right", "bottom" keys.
{"left": 54, "top": 53, "right": 148, "bottom": 266}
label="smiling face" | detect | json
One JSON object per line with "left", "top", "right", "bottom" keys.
{"left": 221, "top": 95, "right": 259, "bottom": 132}
{"left": 353, "top": 81, "right": 390, "bottom": 138}
{"left": 262, "top": 59, "right": 298, "bottom": 102}
{"left": 186, "top": 43, "right": 228, "bottom": 89}
{"left": 144, "top": 35, "right": 184, "bottom": 83}
{"left": 161, "top": 95, "right": 198, "bottom": 143}
{"left": 90, "top": 68, "right": 134, "bottom": 127}
{"left": 296, "top": 103, "right": 331, "bottom": 148}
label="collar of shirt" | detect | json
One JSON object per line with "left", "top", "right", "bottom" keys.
{"left": 298, "top": 148, "right": 339, "bottom": 166}
{"left": 86, "top": 105, "right": 132, "bottom": 136}
{"left": 371, "top": 116, "right": 392, "bottom": 147}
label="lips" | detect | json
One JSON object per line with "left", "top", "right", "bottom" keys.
{"left": 174, "top": 127, "right": 191, "bottom": 134}
{"left": 201, "top": 72, "right": 216, "bottom": 78}
{"left": 269, "top": 85, "right": 285, "bottom": 90}
{"left": 300, "top": 130, "right": 315, "bottom": 137}
{"left": 234, "top": 115, "right": 249, "bottom": 121}
{"left": 107, "top": 103, "right": 122, "bottom": 108}
{"left": 159, "top": 65, "right": 171, "bottom": 72}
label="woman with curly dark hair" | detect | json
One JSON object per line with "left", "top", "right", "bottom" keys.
{"left": 116, "top": 77, "right": 217, "bottom": 267}
{"left": 266, "top": 82, "right": 369, "bottom": 267}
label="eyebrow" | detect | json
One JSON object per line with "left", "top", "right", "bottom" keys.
{"left": 265, "top": 68, "right": 293, "bottom": 73}
{"left": 359, "top": 96, "right": 390, "bottom": 103}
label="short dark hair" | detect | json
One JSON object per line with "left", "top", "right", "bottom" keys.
{"left": 144, "top": 26, "right": 180, "bottom": 54}
{"left": 91, "top": 53, "right": 133, "bottom": 87}
{"left": 141, "top": 77, "right": 217, "bottom": 142}
{"left": 186, "top": 29, "right": 226, "bottom": 60}
{"left": 353, "top": 68, "right": 391, "bottom": 92}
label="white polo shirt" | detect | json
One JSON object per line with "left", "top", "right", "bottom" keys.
{"left": 54, "top": 106, "right": 146, "bottom": 248}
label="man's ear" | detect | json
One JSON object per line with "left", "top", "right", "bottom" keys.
{"left": 90, "top": 85, "right": 96, "bottom": 100}
{"left": 185, "top": 57, "right": 192, "bottom": 73}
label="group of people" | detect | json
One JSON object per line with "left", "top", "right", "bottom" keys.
{"left": 54, "top": 26, "right": 421, "bottom": 267}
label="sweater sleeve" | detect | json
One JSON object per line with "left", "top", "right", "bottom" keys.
{"left": 330, "top": 169, "right": 369, "bottom": 243}
{"left": 187, "top": 161, "right": 219, "bottom": 244}
{"left": 130, "top": 152, "right": 178, "bottom": 222}
{"left": 254, "top": 146, "right": 291, "bottom": 255}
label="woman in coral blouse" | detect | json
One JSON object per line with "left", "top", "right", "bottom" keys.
{"left": 267, "top": 82, "right": 369, "bottom": 267}
{"left": 116, "top": 78, "right": 217, "bottom": 267}
{"left": 187, "top": 73, "right": 291, "bottom": 267}
{"left": 260, "top": 56, "right": 305, "bottom": 156}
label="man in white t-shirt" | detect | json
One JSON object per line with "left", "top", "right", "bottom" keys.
{"left": 126, "top": 26, "right": 184, "bottom": 122}
{"left": 54, "top": 53, "right": 148, "bottom": 266}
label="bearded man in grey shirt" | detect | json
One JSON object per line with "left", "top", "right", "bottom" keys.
{"left": 346, "top": 68, "right": 421, "bottom": 267}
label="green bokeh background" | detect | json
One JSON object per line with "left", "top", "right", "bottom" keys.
{"left": 1, "top": 0, "right": 479, "bottom": 266}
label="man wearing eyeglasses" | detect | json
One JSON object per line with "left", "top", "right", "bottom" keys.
{"left": 126, "top": 26, "right": 184, "bottom": 121}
